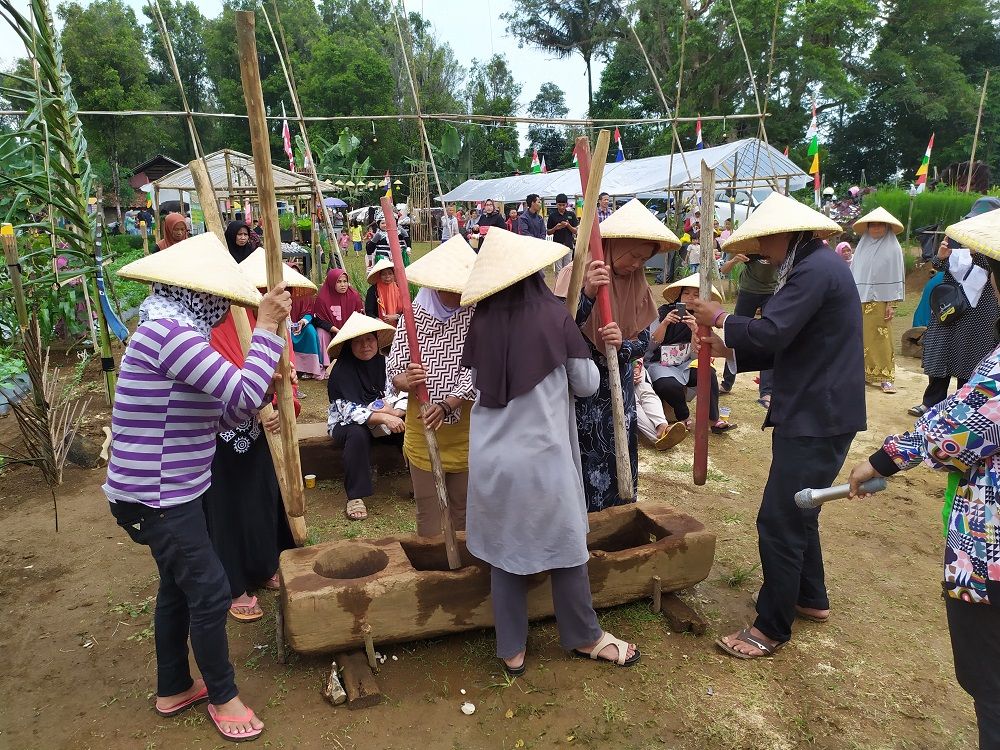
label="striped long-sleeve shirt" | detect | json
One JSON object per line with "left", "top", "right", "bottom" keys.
{"left": 103, "top": 319, "right": 285, "bottom": 508}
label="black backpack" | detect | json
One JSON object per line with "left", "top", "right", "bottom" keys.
{"left": 930, "top": 264, "right": 975, "bottom": 325}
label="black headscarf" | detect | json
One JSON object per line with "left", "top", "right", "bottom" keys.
{"left": 225, "top": 220, "right": 255, "bottom": 263}
{"left": 327, "top": 336, "right": 387, "bottom": 405}
{"left": 461, "top": 272, "right": 591, "bottom": 408}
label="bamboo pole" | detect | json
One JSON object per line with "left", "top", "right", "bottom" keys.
{"left": 236, "top": 10, "right": 306, "bottom": 520}
{"left": 260, "top": 2, "right": 344, "bottom": 272}
{"left": 574, "top": 136, "right": 633, "bottom": 501}
{"left": 693, "top": 160, "right": 716, "bottom": 486}
{"left": 380, "top": 196, "right": 461, "bottom": 569}
{"left": 567, "top": 132, "right": 611, "bottom": 317}
{"left": 140, "top": 221, "right": 149, "bottom": 255}
{"left": 153, "top": 187, "right": 161, "bottom": 240}
{"left": 190, "top": 158, "right": 307, "bottom": 546}
{"left": 1, "top": 224, "right": 29, "bottom": 341}
{"left": 965, "top": 70, "right": 990, "bottom": 193}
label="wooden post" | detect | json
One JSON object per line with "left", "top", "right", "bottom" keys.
{"left": 693, "top": 160, "right": 716, "bottom": 486}
{"left": 362, "top": 622, "right": 377, "bottom": 670}
{"left": 1, "top": 224, "right": 29, "bottom": 340}
{"left": 573, "top": 132, "right": 633, "bottom": 501}
{"left": 566, "top": 132, "right": 611, "bottom": 318}
{"left": 966, "top": 70, "right": 990, "bottom": 193}
{"left": 905, "top": 191, "right": 916, "bottom": 241}
{"left": 140, "top": 221, "right": 149, "bottom": 255}
{"left": 651, "top": 575, "right": 662, "bottom": 614}
{"left": 236, "top": 11, "right": 307, "bottom": 520}
{"left": 153, "top": 187, "right": 161, "bottom": 240}
{"left": 190, "top": 159, "right": 307, "bottom": 545}
{"left": 380, "top": 196, "right": 461, "bottom": 569}
{"left": 337, "top": 650, "right": 382, "bottom": 709}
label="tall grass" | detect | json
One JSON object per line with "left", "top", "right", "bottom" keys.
{"left": 862, "top": 188, "right": 980, "bottom": 238}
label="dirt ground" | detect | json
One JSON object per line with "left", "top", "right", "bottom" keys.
{"left": 0, "top": 261, "right": 979, "bottom": 750}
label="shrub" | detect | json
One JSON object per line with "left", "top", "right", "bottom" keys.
{"left": 862, "top": 187, "right": 980, "bottom": 238}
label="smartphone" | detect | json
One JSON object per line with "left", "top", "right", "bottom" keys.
{"left": 674, "top": 302, "right": 687, "bottom": 318}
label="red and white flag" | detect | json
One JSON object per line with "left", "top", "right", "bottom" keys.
{"left": 281, "top": 103, "right": 294, "bottom": 172}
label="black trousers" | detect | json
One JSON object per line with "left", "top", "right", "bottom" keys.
{"left": 946, "top": 597, "right": 1000, "bottom": 750}
{"left": 723, "top": 290, "right": 773, "bottom": 395}
{"left": 109, "top": 498, "right": 237, "bottom": 704}
{"left": 651, "top": 367, "right": 719, "bottom": 422}
{"left": 923, "top": 376, "right": 968, "bottom": 409}
{"left": 329, "top": 423, "right": 403, "bottom": 500}
{"left": 754, "top": 432, "right": 855, "bottom": 643}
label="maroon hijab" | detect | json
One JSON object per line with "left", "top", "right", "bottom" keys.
{"left": 313, "top": 268, "right": 363, "bottom": 327}
{"left": 462, "top": 272, "right": 591, "bottom": 408}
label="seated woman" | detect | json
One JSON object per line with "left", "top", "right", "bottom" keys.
{"left": 308, "top": 268, "right": 363, "bottom": 377}
{"left": 647, "top": 273, "right": 737, "bottom": 434}
{"left": 326, "top": 312, "right": 405, "bottom": 521}
{"left": 364, "top": 258, "right": 403, "bottom": 328}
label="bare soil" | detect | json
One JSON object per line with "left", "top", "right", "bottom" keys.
{"left": 0, "top": 264, "right": 977, "bottom": 750}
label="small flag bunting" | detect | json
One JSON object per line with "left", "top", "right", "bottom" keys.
{"left": 695, "top": 117, "right": 703, "bottom": 150}
{"left": 614, "top": 127, "right": 625, "bottom": 162}
{"left": 281, "top": 103, "right": 294, "bottom": 172}
{"left": 915, "top": 133, "right": 934, "bottom": 192}
{"left": 530, "top": 148, "right": 541, "bottom": 174}
{"left": 806, "top": 99, "right": 820, "bottom": 207}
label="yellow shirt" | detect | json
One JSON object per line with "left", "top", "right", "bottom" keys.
{"left": 403, "top": 401, "right": 470, "bottom": 473}
{"left": 349, "top": 225, "right": 363, "bottom": 242}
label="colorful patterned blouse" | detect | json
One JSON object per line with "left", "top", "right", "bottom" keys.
{"left": 870, "top": 343, "right": 1000, "bottom": 605}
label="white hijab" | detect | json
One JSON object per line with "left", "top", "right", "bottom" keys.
{"left": 851, "top": 228, "right": 905, "bottom": 302}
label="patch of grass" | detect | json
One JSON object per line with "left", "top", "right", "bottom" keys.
{"left": 110, "top": 595, "right": 154, "bottom": 619}
{"left": 723, "top": 562, "right": 760, "bottom": 588}
{"left": 127, "top": 624, "right": 154, "bottom": 642}
{"left": 602, "top": 698, "right": 628, "bottom": 724}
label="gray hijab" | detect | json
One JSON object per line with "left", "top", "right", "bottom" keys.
{"left": 851, "top": 228, "right": 905, "bottom": 302}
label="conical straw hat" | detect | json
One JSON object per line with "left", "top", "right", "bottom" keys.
{"left": 853, "top": 206, "right": 904, "bottom": 235}
{"left": 722, "top": 192, "right": 842, "bottom": 253}
{"left": 405, "top": 235, "right": 477, "bottom": 293}
{"left": 461, "top": 227, "right": 567, "bottom": 306}
{"left": 117, "top": 232, "right": 263, "bottom": 307}
{"left": 945, "top": 207, "right": 1000, "bottom": 261}
{"left": 238, "top": 247, "right": 317, "bottom": 296}
{"left": 326, "top": 311, "right": 396, "bottom": 358}
{"left": 662, "top": 272, "right": 724, "bottom": 303}
{"left": 599, "top": 197, "right": 681, "bottom": 252}
{"left": 366, "top": 257, "right": 395, "bottom": 281}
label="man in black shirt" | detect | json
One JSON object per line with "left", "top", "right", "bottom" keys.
{"left": 547, "top": 192, "right": 578, "bottom": 273}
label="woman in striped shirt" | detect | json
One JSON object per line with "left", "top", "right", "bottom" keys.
{"left": 104, "top": 235, "right": 291, "bottom": 743}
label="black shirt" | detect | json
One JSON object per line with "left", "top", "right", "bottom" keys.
{"left": 547, "top": 209, "right": 577, "bottom": 249}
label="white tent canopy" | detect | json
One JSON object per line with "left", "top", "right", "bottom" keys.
{"left": 437, "top": 138, "right": 808, "bottom": 203}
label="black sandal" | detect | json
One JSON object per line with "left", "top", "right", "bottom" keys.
{"left": 500, "top": 657, "right": 526, "bottom": 677}
{"left": 715, "top": 627, "right": 785, "bottom": 660}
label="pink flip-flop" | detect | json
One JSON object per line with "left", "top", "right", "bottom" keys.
{"left": 154, "top": 683, "right": 209, "bottom": 717}
{"left": 207, "top": 704, "right": 263, "bottom": 743}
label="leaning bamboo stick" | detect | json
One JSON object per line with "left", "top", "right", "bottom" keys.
{"left": 236, "top": 10, "right": 306, "bottom": 518}
{"left": 693, "top": 160, "right": 716, "bottom": 487}
{"left": 566, "top": 132, "right": 610, "bottom": 317}
{"left": 966, "top": 70, "right": 990, "bottom": 193}
{"left": 190, "top": 159, "right": 307, "bottom": 546}
{"left": 575, "top": 137, "right": 633, "bottom": 501}
{"left": 380, "top": 196, "right": 461, "bottom": 570}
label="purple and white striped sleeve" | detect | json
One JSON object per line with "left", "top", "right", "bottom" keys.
{"left": 160, "top": 325, "right": 285, "bottom": 426}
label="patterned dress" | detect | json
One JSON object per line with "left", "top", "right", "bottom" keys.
{"left": 574, "top": 294, "right": 650, "bottom": 512}
{"left": 876, "top": 343, "right": 1000, "bottom": 605}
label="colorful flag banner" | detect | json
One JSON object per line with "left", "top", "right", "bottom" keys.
{"left": 572, "top": 145, "right": 578, "bottom": 167}
{"left": 695, "top": 117, "right": 703, "bottom": 150}
{"left": 281, "top": 103, "right": 294, "bottom": 172}
{"left": 530, "top": 148, "right": 541, "bottom": 174}
{"left": 614, "top": 127, "right": 625, "bottom": 162}
{"left": 915, "top": 133, "right": 935, "bottom": 192}
{"left": 806, "top": 99, "right": 820, "bottom": 207}
{"left": 383, "top": 170, "right": 393, "bottom": 201}
{"left": 541, "top": 155, "right": 548, "bottom": 174}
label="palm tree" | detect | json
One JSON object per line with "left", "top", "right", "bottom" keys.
{"left": 502, "top": 0, "right": 623, "bottom": 112}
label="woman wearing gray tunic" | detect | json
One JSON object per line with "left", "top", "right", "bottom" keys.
{"left": 461, "top": 251, "right": 641, "bottom": 676}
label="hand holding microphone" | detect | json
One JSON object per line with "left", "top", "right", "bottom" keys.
{"left": 795, "top": 478, "right": 887, "bottom": 509}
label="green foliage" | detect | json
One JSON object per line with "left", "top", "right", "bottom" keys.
{"left": 526, "top": 83, "right": 571, "bottom": 170}
{"left": 296, "top": 215, "right": 312, "bottom": 230}
{"left": 861, "top": 188, "right": 980, "bottom": 238}
{"left": 464, "top": 54, "right": 521, "bottom": 177}
{"left": 0, "top": 344, "right": 26, "bottom": 383}
{"left": 279, "top": 213, "right": 295, "bottom": 231}
{"left": 107, "top": 244, "right": 148, "bottom": 311}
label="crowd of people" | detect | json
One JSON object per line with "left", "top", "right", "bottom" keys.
{"left": 100, "top": 187, "right": 1000, "bottom": 747}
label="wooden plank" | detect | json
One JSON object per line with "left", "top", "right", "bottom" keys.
{"left": 336, "top": 650, "right": 382, "bottom": 710}
{"left": 660, "top": 593, "right": 708, "bottom": 636}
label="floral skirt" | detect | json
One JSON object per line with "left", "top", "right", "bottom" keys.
{"left": 862, "top": 301, "right": 895, "bottom": 384}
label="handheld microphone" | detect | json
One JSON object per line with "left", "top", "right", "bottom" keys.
{"left": 794, "top": 478, "right": 887, "bottom": 509}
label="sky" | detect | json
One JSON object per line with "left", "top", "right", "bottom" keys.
{"left": 0, "top": 0, "right": 604, "bottom": 127}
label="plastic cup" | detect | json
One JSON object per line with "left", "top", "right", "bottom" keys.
{"left": 304, "top": 474, "right": 317, "bottom": 489}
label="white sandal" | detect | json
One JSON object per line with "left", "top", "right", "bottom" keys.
{"left": 345, "top": 498, "right": 368, "bottom": 521}
{"left": 573, "top": 631, "right": 640, "bottom": 666}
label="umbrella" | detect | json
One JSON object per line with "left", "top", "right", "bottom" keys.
{"left": 324, "top": 197, "right": 347, "bottom": 208}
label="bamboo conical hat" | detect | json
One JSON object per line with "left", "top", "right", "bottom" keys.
{"left": 722, "top": 192, "right": 842, "bottom": 253}
{"left": 238, "top": 247, "right": 317, "bottom": 296}
{"left": 405, "top": 235, "right": 477, "bottom": 293}
{"left": 853, "top": 206, "right": 904, "bottom": 235}
{"left": 117, "top": 232, "right": 262, "bottom": 307}
{"left": 326, "top": 311, "right": 396, "bottom": 358}
{"left": 460, "top": 227, "right": 567, "bottom": 306}
{"left": 945, "top": 208, "right": 1000, "bottom": 261}
{"left": 366, "top": 257, "right": 395, "bottom": 281}
{"left": 662, "top": 272, "right": 724, "bottom": 303}
{"left": 599, "top": 198, "right": 681, "bottom": 252}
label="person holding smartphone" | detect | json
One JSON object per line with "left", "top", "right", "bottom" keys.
{"left": 547, "top": 192, "right": 578, "bottom": 274}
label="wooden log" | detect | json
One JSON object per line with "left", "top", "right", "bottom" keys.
{"left": 380, "top": 197, "right": 461, "bottom": 569}
{"left": 573, "top": 132, "right": 632, "bottom": 500}
{"left": 651, "top": 575, "right": 662, "bottom": 614}
{"left": 901, "top": 326, "right": 925, "bottom": 359}
{"left": 693, "top": 160, "right": 716, "bottom": 486}
{"left": 236, "top": 10, "right": 306, "bottom": 519}
{"left": 566, "top": 132, "right": 610, "bottom": 318}
{"left": 189, "top": 158, "right": 307, "bottom": 546}
{"left": 322, "top": 660, "right": 348, "bottom": 706}
{"left": 281, "top": 503, "right": 716, "bottom": 655}
{"left": 660, "top": 593, "right": 708, "bottom": 636}
{"left": 336, "top": 650, "right": 382, "bottom": 710}
{"left": 362, "top": 622, "right": 377, "bottom": 671}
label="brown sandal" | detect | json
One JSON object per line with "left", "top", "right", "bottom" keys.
{"left": 715, "top": 627, "right": 784, "bottom": 659}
